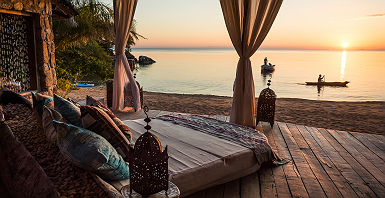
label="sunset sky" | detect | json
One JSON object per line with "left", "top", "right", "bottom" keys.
{"left": 103, "top": 0, "right": 385, "bottom": 50}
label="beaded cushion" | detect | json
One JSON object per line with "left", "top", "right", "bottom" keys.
{"left": 0, "top": 88, "right": 32, "bottom": 109}
{"left": 53, "top": 121, "right": 130, "bottom": 181}
{"left": 80, "top": 105, "right": 131, "bottom": 161}
{"left": 54, "top": 94, "right": 82, "bottom": 127}
{"left": 86, "top": 96, "right": 132, "bottom": 142}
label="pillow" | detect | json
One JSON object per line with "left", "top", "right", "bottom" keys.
{"left": 80, "top": 105, "right": 131, "bottom": 161}
{"left": 0, "top": 88, "right": 32, "bottom": 109}
{"left": 0, "top": 122, "right": 59, "bottom": 197}
{"left": 53, "top": 121, "right": 130, "bottom": 181}
{"left": 42, "top": 106, "right": 64, "bottom": 143}
{"left": 54, "top": 94, "right": 82, "bottom": 127}
{"left": 32, "top": 92, "right": 54, "bottom": 120}
{"left": 86, "top": 95, "right": 132, "bottom": 142}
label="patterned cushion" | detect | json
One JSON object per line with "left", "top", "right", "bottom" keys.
{"left": 42, "top": 106, "right": 63, "bottom": 143}
{"left": 80, "top": 105, "right": 131, "bottom": 161}
{"left": 32, "top": 92, "right": 54, "bottom": 120}
{"left": 53, "top": 121, "right": 130, "bottom": 181}
{"left": 86, "top": 96, "right": 132, "bottom": 142}
{"left": 54, "top": 94, "right": 82, "bottom": 127}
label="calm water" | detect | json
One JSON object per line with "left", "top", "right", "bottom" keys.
{"left": 131, "top": 48, "right": 385, "bottom": 101}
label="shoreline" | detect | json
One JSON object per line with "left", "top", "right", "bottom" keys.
{"left": 68, "top": 87, "right": 385, "bottom": 135}
{"left": 141, "top": 91, "right": 385, "bottom": 103}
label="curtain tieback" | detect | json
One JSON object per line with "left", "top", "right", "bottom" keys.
{"left": 239, "top": 56, "right": 250, "bottom": 60}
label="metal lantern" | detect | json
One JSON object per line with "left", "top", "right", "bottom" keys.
{"left": 256, "top": 80, "right": 276, "bottom": 127}
{"left": 128, "top": 106, "right": 169, "bottom": 196}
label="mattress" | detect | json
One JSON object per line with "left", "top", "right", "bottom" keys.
{"left": 122, "top": 118, "right": 261, "bottom": 196}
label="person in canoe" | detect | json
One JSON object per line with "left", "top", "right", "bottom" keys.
{"left": 318, "top": 74, "right": 325, "bottom": 83}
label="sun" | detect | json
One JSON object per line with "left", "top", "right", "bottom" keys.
{"left": 342, "top": 42, "right": 349, "bottom": 48}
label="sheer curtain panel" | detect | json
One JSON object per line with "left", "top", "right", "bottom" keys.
{"left": 220, "top": 0, "right": 283, "bottom": 127}
{"left": 113, "top": 0, "right": 141, "bottom": 112}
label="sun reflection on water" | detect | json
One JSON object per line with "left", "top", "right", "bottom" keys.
{"left": 340, "top": 50, "right": 347, "bottom": 81}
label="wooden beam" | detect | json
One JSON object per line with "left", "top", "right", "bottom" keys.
{"left": 0, "top": 8, "right": 31, "bottom": 16}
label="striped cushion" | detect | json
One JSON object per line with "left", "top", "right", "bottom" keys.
{"left": 80, "top": 105, "right": 131, "bottom": 161}
{"left": 86, "top": 96, "right": 132, "bottom": 142}
{"left": 42, "top": 106, "right": 63, "bottom": 143}
{"left": 54, "top": 94, "right": 82, "bottom": 127}
{"left": 31, "top": 92, "right": 54, "bottom": 120}
{"left": 53, "top": 121, "right": 130, "bottom": 181}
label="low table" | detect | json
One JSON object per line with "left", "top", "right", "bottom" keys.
{"left": 120, "top": 181, "right": 179, "bottom": 198}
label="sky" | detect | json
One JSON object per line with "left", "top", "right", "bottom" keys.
{"left": 102, "top": 0, "right": 385, "bottom": 50}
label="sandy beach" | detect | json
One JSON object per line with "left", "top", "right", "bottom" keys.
{"left": 68, "top": 87, "right": 385, "bottom": 135}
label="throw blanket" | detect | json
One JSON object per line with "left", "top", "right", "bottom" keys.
{"left": 157, "top": 114, "right": 286, "bottom": 165}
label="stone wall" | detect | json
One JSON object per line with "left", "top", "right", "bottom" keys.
{"left": 0, "top": 0, "right": 56, "bottom": 95}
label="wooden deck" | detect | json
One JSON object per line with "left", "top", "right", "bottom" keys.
{"left": 119, "top": 110, "right": 385, "bottom": 198}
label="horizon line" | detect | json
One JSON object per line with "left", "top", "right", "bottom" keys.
{"left": 131, "top": 47, "right": 385, "bottom": 52}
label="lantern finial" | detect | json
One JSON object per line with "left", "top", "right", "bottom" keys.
{"left": 143, "top": 106, "right": 151, "bottom": 131}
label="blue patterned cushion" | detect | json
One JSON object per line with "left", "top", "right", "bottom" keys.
{"left": 53, "top": 121, "right": 130, "bottom": 181}
{"left": 54, "top": 94, "right": 82, "bottom": 127}
{"left": 31, "top": 92, "right": 54, "bottom": 119}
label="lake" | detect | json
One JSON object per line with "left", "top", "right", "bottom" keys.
{"left": 131, "top": 48, "right": 385, "bottom": 101}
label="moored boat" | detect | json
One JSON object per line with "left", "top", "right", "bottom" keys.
{"left": 73, "top": 83, "right": 95, "bottom": 87}
{"left": 261, "top": 57, "right": 276, "bottom": 71}
{"left": 305, "top": 81, "right": 349, "bottom": 86}
{"left": 261, "top": 64, "right": 275, "bottom": 71}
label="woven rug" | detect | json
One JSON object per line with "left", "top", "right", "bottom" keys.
{"left": 157, "top": 114, "right": 286, "bottom": 165}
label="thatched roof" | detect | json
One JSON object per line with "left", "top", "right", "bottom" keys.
{"left": 52, "top": 0, "right": 79, "bottom": 20}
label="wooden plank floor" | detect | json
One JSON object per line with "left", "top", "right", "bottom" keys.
{"left": 119, "top": 111, "right": 385, "bottom": 198}
{"left": 185, "top": 120, "right": 385, "bottom": 198}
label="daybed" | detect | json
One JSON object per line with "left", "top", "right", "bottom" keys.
{"left": 97, "top": 112, "right": 273, "bottom": 197}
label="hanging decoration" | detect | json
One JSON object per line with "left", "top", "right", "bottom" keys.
{"left": 0, "top": 13, "right": 30, "bottom": 92}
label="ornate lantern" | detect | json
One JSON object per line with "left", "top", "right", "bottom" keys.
{"left": 256, "top": 80, "right": 276, "bottom": 127}
{"left": 128, "top": 106, "right": 169, "bottom": 196}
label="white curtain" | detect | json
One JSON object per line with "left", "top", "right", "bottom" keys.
{"left": 220, "top": 0, "right": 283, "bottom": 127}
{"left": 113, "top": 0, "right": 141, "bottom": 112}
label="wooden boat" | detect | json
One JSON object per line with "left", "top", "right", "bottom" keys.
{"left": 261, "top": 64, "right": 275, "bottom": 71}
{"left": 305, "top": 81, "right": 349, "bottom": 87}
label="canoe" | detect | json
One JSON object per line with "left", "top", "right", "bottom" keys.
{"left": 305, "top": 81, "right": 349, "bottom": 86}
{"left": 73, "top": 83, "right": 94, "bottom": 87}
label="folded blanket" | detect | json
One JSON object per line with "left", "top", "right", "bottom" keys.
{"left": 157, "top": 114, "right": 287, "bottom": 165}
